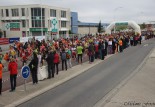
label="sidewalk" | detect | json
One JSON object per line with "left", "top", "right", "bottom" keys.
{"left": 95, "top": 48, "right": 155, "bottom": 107}
{"left": 0, "top": 55, "right": 112, "bottom": 107}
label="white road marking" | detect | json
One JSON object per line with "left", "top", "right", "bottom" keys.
{"left": 144, "top": 44, "right": 148, "bottom": 46}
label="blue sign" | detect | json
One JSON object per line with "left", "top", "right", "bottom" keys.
{"left": 21, "top": 66, "right": 30, "bottom": 79}
{"left": 9, "top": 37, "right": 20, "bottom": 43}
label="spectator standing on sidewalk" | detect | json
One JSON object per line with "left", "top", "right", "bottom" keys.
{"left": 108, "top": 38, "right": 113, "bottom": 54}
{"left": 130, "top": 36, "right": 134, "bottom": 46}
{"left": 119, "top": 39, "right": 123, "bottom": 52}
{"left": 76, "top": 43, "right": 83, "bottom": 64}
{"left": 29, "top": 52, "right": 39, "bottom": 84}
{"left": 101, "top": 41, "right": 105, "bottom": 60}
{"left": 53, "top": 51, "right": 60, "bottom": 75}
{"left": 0, "top": 54, "right": 3, "bottom": 63}
{"left": 61, "top": 49, "right": 67, "bottom": 71}
{"left": 139, "top": 36, "right": 142, "bottom": 44}
{"left": 0, "top": 61, "right": 4, "bottom": 95}
{"left": 46, "top": 50, "right": 54, "bottom": 78}
{"left": 66, "top": 48, "right": 72, "bottom": 68}
{"left": 71, "top": 45, "right": 76, "bottom": 60}
{"left": 8, "top": 58, "right": 18, "bottom": 92}
{"left": 88, "top": 42, "right": 95, "bottom": 63}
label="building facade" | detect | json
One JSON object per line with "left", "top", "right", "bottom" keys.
{"left": 70, "top": 12, "right": 109, "bottom": 35}
{"left": 71, "top": 12, "right": 78, "bottom": 34}
{"left": 78, "top": 22, "right": 109, "bottom": 34}
{"left": 0, "top": 4, "right": 70, "bottom": 37}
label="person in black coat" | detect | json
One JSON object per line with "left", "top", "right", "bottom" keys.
{"left": 101, "top": 41, "right": 105, "bottom": 60}
{"left": 46, "top": 50, "right": 54, "bottom": 78}
{"left": 104, "top": 40, "right": 108, "bottom": 56}
{"left": 112, "top": 40, "right": 116, "bottom": 54}
{"left": 29, "top": 52, "right": 39, "bottom": 84}
{"left": 98, "top": 41, "right": 102, "bottom": 59}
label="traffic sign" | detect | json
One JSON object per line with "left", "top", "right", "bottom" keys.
{"left": 21, "top": 66, "right": 30, "bottom": 79}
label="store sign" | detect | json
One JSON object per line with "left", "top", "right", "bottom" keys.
{"left": 0, "top": 38, "right": 9, "bottom": 45}
{"left": 9, "top": 38, "right": 20, "bottom": 43}
{"left": 51, "top": 18, "right": 58, "bottom": 33}
{"left": 5, "top": 23, "right": 20, "bottom": 31}
{"left": 115, "top": 22, "right": 128, "bottom": 26}
{"left": 30, "top": 28, "right": 48, "bottom": 32}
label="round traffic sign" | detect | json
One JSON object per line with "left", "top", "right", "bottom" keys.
{"left": 21, "top": 66, "right": 30, "bottom": 79}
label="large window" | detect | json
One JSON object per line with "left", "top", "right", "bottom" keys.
{"left": 1, "top": 9, "right": 4, "bottom": 17}
{"left": 22, "top": 20, "right": 26, "bottom": 27}
{"left": 21, "top": 8, "right": 25, "bottom": 16}
{"left": 6, "top": 9, "right": 9, "bottom": 17}
{"left": 50, "top": 9, "right": 56, "bottom": 17}
{"left": 61, "top": 21, "right": 67, "bottom": 27}
{"left": 11, "top": 9, "right": 19, "bottom": 17}
{"left": 31, "top": 8, "right": 45, "bottom": 27}
{"left": 61, "top": 10, "right": 66, "bottom": 18}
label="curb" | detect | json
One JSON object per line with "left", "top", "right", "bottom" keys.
{"left": 5, "top": 55, "right": 112, "bottom": 107}
{"left": 93, "top": 47, "right": 155, "bottom": 107}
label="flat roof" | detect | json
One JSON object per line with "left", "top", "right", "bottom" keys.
{"left": 78, "top": 22, "right": 109, "bottom": 26}
{"left": 0, "top": 4, "right": 70, "bottom": 10}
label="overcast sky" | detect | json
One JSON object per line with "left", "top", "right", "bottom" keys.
{"left": 0, "top": 0, "right": 155, "bottom": 24}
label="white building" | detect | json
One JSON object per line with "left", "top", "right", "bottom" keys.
{"left": 0, "top": 4, "right": 70, "bottom": 38}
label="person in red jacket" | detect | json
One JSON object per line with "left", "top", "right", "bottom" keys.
{"left": 53, "top": 51, "right": 60, "bottom": 75}
{"left": 8, "top": 58, "right": 18, "bottom": 92}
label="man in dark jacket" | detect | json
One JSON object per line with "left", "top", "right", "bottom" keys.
{"left": 104, "top": 40, "right": 108, "bottom": 56}
{"left": 46, "top": 50, "right": 54, "bottom": 78}
{"left": 29, "top": 52, "right": 38, "bottom": 84}
{"left": 61, "top": 49, "right": 67, "bottom": 71}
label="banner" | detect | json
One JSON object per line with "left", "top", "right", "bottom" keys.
{"left": 20, "top": 37, "right": 29, "bottom": 43}
{"left": 35, "top": 36, "right": 45, "bottom": 42}
{"left": 0, "top": 38, "right": 9, "bottom": 45}
{"left": 51, "top": 18, "right": 58, "bottom": 34}
{"left": 4, "top": 23, "right": 20, "bottom": 31}
{"left": 9, "top": 38, "right": 20, "bottom": 43}
{"left": 10, "top": 23, "right": 20, "bottom": 31}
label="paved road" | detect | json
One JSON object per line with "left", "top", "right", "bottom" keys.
{"left": 17, "top": 39, "right": 155, "bottom": 107}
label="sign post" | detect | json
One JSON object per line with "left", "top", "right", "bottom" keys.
{"left": 21, "top": 66, "right": 30, "bottom": 91}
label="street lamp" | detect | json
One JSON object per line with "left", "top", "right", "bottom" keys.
{"left": 114, "top": 7, "right": 123, "bottom": 33}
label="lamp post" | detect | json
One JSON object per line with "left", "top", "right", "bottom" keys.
{"left": 114, "top": 7, "right": 123, "bottom": 33}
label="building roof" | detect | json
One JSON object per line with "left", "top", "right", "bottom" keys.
{"left": 78, "top": 22, "right": 109, "bottom": 27}
{"left": 0, "top": 4, "right": 70, "bottom": 10}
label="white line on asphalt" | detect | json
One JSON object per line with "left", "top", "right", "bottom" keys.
{"left": 144, "top": 44, "right": 148, "bottom": 46}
